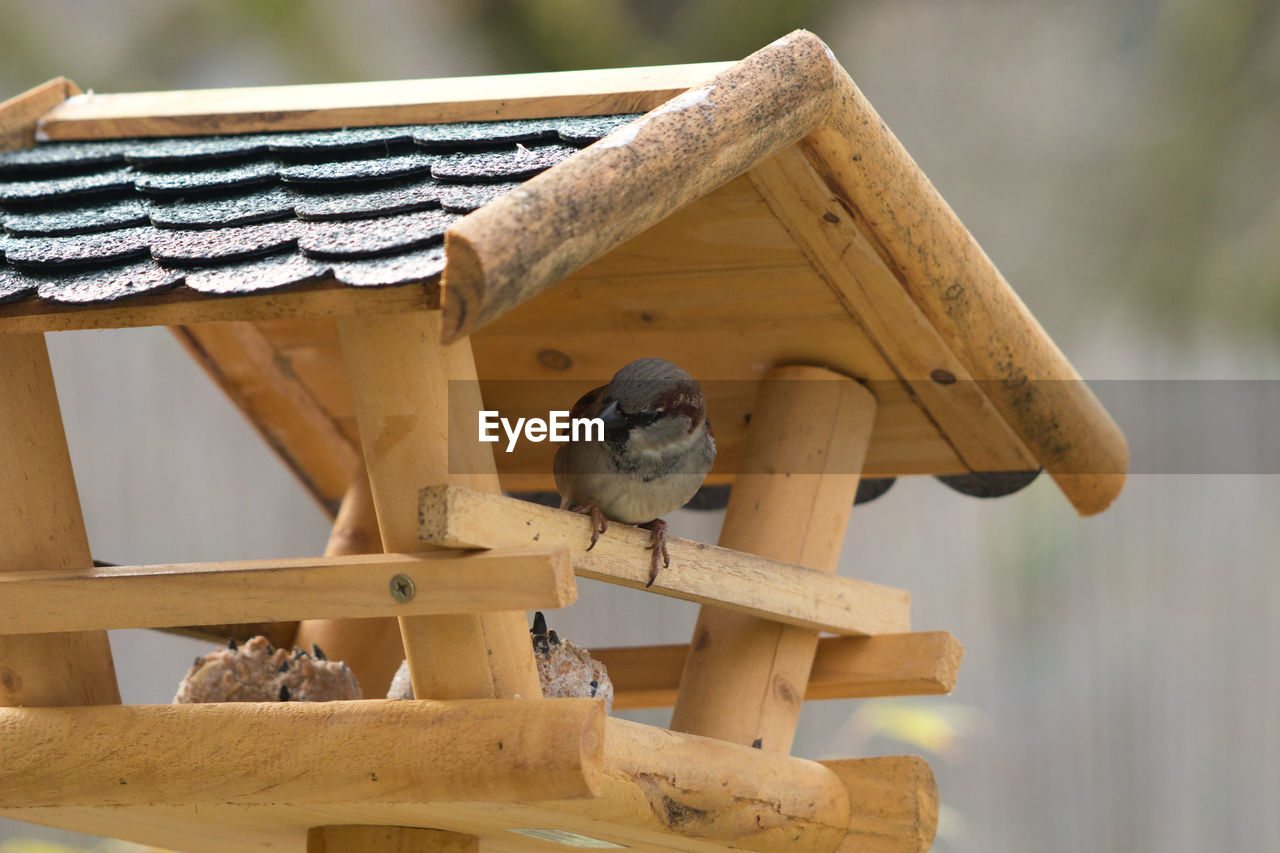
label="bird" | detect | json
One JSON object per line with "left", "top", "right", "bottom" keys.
{"left": 554, "top": 357, "right": 716, "bottom": 587}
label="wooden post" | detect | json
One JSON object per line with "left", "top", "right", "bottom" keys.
{"left": 669, "top": 365, "right": 876, "bottom": 753}
{"left": 308, "top": 827, "right": 477, "bottom": 853}
{"left": 0, "top": 333, "right": 120, "bottom": 707}
{"left": 294, "top": 462, "right": 407, "bottom": 698}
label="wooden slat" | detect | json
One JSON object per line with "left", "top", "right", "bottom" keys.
{"left": 0, "top": 77, "right": 79, "bottom": 151}
{"left": 0, "top": 699, "right": 604, "bottom": 807}
{"left": 174, "top": 321, "right": 361, "bottom": 515}
{"left": 37, "top": 63, "right": 734, "bottom": 140}
{"left": 420, "top": 485, "right": 910, "bottom": 637}
{"left": 823, "top": 757, "right": 938, "bottom": 853}
{"left": 595, "top": 632, "right": 963, "bottom": 710}
{"left": 440, "top": 32, "right": 839, "bottom": 342}
{"left": 0, "top": 548, "right": 575, "bottom": 634}
{"left": 309, "top": 826, "right": 478, "bottom": 853}
{"left": 804, "top": 62, "right": 1128, "bottom": 514}
{"left": 670, "top": 368, "right": 874, "bottom": 754}
{"left": 0, "top": 279, "right": 434, "bottom": 335}
{"left": 747, "top": 147, "right": 1039, "bottom": 474}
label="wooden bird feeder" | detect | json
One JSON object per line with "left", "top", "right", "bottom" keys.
{"left": 0, "top": 30, "right": 1127, "bottom": 853}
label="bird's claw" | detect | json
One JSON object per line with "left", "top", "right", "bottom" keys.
{"left": 569, "top": 503, "right": 609, "bottom": 551}
{"left": 639, "top": 518, "right": 670, "bottom": 587}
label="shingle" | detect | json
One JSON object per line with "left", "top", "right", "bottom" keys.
{"left": 290, "top": 176, "right": 441, "bottom": 221}
{"left": 0, "top": 139, "right": 133, "bottom": 176}
{"left": 330, "top": 244, "right": 446, "bottom": 287}
{"left": 266, "top": 125, "right": 419, "bottom": 154}
{"left": 183, "top": 251, "right": 330, "bottom": 295}
{"left": 412, "top": 119, "right": 559, "bottom": 150}
{"left": 297, "top": 208, "right": 458, "bottom": 259}
{"left": 148, "top": 186, "right": 295, "bottom": 229}
{"left": 555, "top": 114, "right": 641, "bottom": 146}
{"left": 133, "top": 159, "right": 280, "bottom": 196}
{"left": 0, "top": 166, "right": 135, "bottom": 204}
{"left": 150, "top": 219, "right": 303, "bottom": 264}
{"left": 278, "top": 151, "right": 435, "bottom": 186}
{"left": 430, "top": 143, "right": 577, "bottom": 182}
{"left": 124, "top": 134, "right": 279, "bottom": 167}
{"left": 2, "top": 224, "right": 158, "bottom": 269}
{"left": 3, "top": 198, "right": 150, "bottom": 236}
{"left": 437, "top": 181, "right": 522, "bottom": 213}
{"left": 0, "top": 264, "right": 37, "bottom": 303}
{"left": 33, "top": 258, "right": 184, "bottom": 304}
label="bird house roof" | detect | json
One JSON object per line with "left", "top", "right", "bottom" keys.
{"left": 0, "top": 30, "right": 1127, "bottom": 515}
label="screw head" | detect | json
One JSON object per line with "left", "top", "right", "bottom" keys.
{"left": 390, "top": 573, "right": 415, "bottom": 602}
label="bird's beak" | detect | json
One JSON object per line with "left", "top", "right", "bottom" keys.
{"left": 598, "top": 399, "right": 625, "bottom": 429}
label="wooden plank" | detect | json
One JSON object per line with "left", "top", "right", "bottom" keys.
{"left": 747, "top": 147, "right": 1039, "bottom": 474}
{"left": 670, "top": 367, "right": 876, "bottom": 753}
{"left": 173, "top": 321, "right": 361, "bottom": 515}
{"left": 338, "top": 310, "right": 542, "bottom": 700}
{"left": 823, "top": 757, "right": 938, "bottom": 853}
{"left": 804, "top": 62, "right": 1128, "bottom": 514}
{"left": 294, "top": 462, "right": 407, "bottom": 699}
{"left": 0, "top": 77, "right": 79, "bottom": 151}
{"left": 309, "top": 826, "right": 478, "bottom": 853}
{"left": 0, "top": 279, "right": 434, "bottom": 335}
{"left": 0, "top": 699, "right": 605, "bottom": 807}
{"left": 0, "top": 333, "right": 120, "bottom": 707}
{"left": 595, "top": 632, "right": 963, "bottom": 710}
{"left": 420, "top": 485, "right": 909, "bottom": 637}
{"left": 37, "top": 62, "right": 735, "bottom": 140}
{"left": 440, "top": 32, "right": 839, "bottom": 342}
{"left": 0, "top": 548, "right": 575, "bottom": 634}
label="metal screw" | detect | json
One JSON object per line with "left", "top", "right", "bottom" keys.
{"left": 390, "top": 573, "right": 415, "bottom": 602}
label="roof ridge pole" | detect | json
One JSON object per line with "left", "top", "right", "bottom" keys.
{"left": 440, "top": 29, "right": 842, "bottom": 343}
{"left": 670, "top": 365, "right": 881, "bottom": 754}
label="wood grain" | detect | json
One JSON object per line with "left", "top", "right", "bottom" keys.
{"left": 0, "top": 77, "right": 79, "bottom": 151}
{"left": 0, "top": 333, "right": 119, "bottom": 707}
{"left": 419, "top": 485, "right": 910, "bottom": 637}
{"left": 37, "top": 63, "right": 734, "bottom": 140}
{"left": 338, "top": 310, "right": 541, "bottom": 700}
{"left": 309, "top": 826, "right": 478, "bottom": 853}
{"left": 595, "top": 632, "right": 963, "bottom": 710}
{"left": 440, "top": 31, "right": 839, "bottom": 342}
{"left": 670, "top": 367, "right": 876, "bottom": 753}
{"left": 0, "top": 547, "right": 574, "bottom": 634}
{"left": 824, "top": 757, "right": 938, "bottom": 853}
{"left": 0, "top": 699, "right": 604, "bottom": 807}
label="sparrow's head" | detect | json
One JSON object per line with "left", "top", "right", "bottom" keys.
{"left": 598, "top": 358, "right": 708, "bottom": 452}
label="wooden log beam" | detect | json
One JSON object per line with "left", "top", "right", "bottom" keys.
{"left": 36, "top": 63, "right": 734, "bottom": 140}
{"left": 295, "top": 462, "right": 408, "bottom": 699}
{"left": 0, "top": 332, "right": 120, "bottom": 708}
{"left": 440, "top": 31, "right": 839, "bottom": 342}
{"left": 338, "top": 310, "right": 541, "bottom": 700}
{"left": 802, "top": 61, "right": 1128, "bottom": 515}
{"left": 595, "top": 632, "right": 963, "bottom": 710}
{"left": 0, "top": 699, "right": 603, "bottom": 808}
{"left": 419, "top": 485, "right": 910, "bottom": 637}
{"left": 0, "top": 547, "right": 574, "bottom": 635}
{"left": 823, "top": 757, "right": 938, "bottom": 853}
{"left": 670, "top": 367, "right": 875, "bottom": 753}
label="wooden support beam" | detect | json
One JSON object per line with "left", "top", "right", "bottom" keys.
{"left": 670, "top": 367, "right": 875, "bottom": 754}
{"left": 295, "top": 462, "right": 408, "bottom": 699}
{"left": 37, "top": 62, "right": 735, "bottom": 140}
{"left": 595, "top": 632, "right": 963, "bottom": 710}
{"left": 823, "top": 757, "right": 938, "bottom": 853}
{"left": 804, "top": 62, "right": 1128, "bottom": 514}
{"left": 0, "top": 547, "right": 574, "bottom": 635}
{"left": 309, "top": 826, "right": 478, "bottom": 853}
{"left": 440, "top": 31, "right": 838, "bottom": 342}
{"left": 338, "top": 310, "right": 541, "bottom": 700}
{"left": 419, "top": 485, "right": 909, "bottom": 637}
{"left": 0, "top": 333, "right": 119, "bottom": 707}
{"left": 0, "top": 699, "right": 604, "bottom": 808}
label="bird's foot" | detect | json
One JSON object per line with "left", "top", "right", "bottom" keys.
{"left": 568, "top": 502, "right": 609, "bottom": 550}
{"left": 638, "top": 518, "right": 670, "bottom": 588}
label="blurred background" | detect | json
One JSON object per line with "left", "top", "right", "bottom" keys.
{"left": 1, "top": 1, "right": 1277, "bottom": 851}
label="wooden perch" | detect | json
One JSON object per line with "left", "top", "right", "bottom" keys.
{"left": 595, "top": 632, "right": 963, "bottom": 710}
{"left": 440, "top": 30, "right": 839, "bottom": 342}
{"left": 0, "top": 699, "right": 604, "bottom": 808}
{"left": 419, "top": 485, "right": 910, "bottom": 636}
{"left": 0, "top": 548, "right": 574, "bottom": 635}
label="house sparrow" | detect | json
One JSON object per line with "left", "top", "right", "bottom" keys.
{"left": 554, "top": 357, "right": 716, "bottom": 586}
